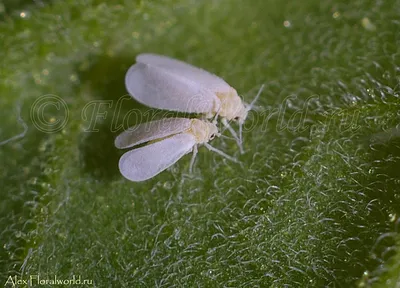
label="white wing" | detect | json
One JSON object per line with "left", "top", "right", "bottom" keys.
{"left": 125, "top": 62, "right": 219, "bottom": 113}
{"left": 137, "top": 53, "right": 232, "bottom": 94}
{"left": 115, "top": 118, "right": 192, "bottom": 149}
{"left": 118, "top": 133, "right": 196, "bottom": 182}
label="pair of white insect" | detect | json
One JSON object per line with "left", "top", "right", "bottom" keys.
{"left": 115, "top": 53, "right": 263, "bottom": 182}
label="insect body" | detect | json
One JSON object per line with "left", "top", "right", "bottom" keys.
{"left": 125, "top": 53, "right": 263, "bottom": 153}
{"left": 115, "top": 118, "right": 237, "bottom": 182}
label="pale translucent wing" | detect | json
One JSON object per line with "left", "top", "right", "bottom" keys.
{"left": 119, "top": 133, "right": 196, "bottom": 182}
{"left": 125, "top": 62, "right": 218, "bottom": 113}
{"left": 115, "top": 118, "right": 192, "bottom": 149}
{"left": 137, "top": 53, "right": 232, "bottom": 94}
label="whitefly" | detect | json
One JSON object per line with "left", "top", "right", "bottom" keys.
{"left": 125, "top": 53, "right": 264, "bottom": 153}
{"left": 115, "top": 118, "right": 238, "bottom": 182}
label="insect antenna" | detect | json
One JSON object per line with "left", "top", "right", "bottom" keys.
{"left": 204, "top": 143, "right": 240, "bottom": 164}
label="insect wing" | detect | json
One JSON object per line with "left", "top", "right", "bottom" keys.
{"left": 125, "top": 62, "right": 218, "bottom": 113}
{"left": 137, "top": 53, "right": 232, "bottom": 94}
{"left": 115, "top": 118, "right": 192, "bottom": 149}
{"left": 118, "top": 133, "right": 196, "bottom": 182}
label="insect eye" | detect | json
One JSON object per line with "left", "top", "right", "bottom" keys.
{"left": 210, "top": 133, "right": 216, "bottom": 140}
{"left": 234, "top": 116, "right": 240, "bottom": 121}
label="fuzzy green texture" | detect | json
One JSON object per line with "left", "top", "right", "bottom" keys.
{"left": 1, "top": 0, "right": 400, "bottom": 287}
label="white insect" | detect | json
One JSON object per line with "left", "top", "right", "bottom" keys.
{"left": 125, "top": 53, "right": 264, "bottom": 153}
{"left": 115, "top": 118, "right": 238, "bottom": 182}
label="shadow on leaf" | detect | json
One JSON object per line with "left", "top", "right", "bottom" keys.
{"left": 77, "top": 54, "right": 146, "bottom": 181}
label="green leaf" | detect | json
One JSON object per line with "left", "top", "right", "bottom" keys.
{"left": 1, "top": 0, "right": 400, "bottom": 287}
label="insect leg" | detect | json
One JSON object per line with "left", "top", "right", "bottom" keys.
{"left": 221, "top": 118, "right": 243, "bottom": 154}
{"left": 189, "top": 144, "right": 198, "bottom": 173}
